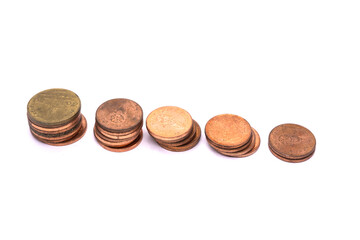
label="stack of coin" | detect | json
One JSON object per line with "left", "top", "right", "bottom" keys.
{"left": 146, "top": 106, "right": 201, "bottom": 152}
{"left": 205, "top": 114, "right": 260, "bottom": 157}
{"left": 268, "top": 123, "right": 316, "bottom": 163}
{"left": 94, "top": 98, "right": 143, "bottom": 152}
{"left": 27, "top": 88, "right": 87, "bottom": 146}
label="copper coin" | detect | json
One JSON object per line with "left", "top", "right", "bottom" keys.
{"left": 146, "top": 106, "right": 193, "bottom": 142}
{"left": 218, "top": 128, "right": 261, "bottom": 158}
{"left": 156, "top": 121, "right": 201, "bottom": 152}
{"left": 31, "top": 114, "right": 87, "bottom": 146}
{"left": 27, "top": 88, "right": 81, "bottom": 127}
{"left": 95, "top": 130, "right": 143, "bottom": 152}
{"left": 95, "top": 121, "right": 143, "bottom": 140}
{"left": 205, "top": 114, "right": 252, "bottom": 149}
{"left": 155, "top": 120, "right": 196, "bottom": 147}
{"left": 94, "top": 126, "right": 141, "bottom": 148}
{"left": 268, "top": 123, "right": 316, "bottom": 160}
{"left": 206, "top": 130, "right": 253, "bottom": 151}
{"left": 96, "top": 98, "right": 143, "bottom": 133}
{"left": 30, "top": 121, "right": 82, "bottom": 142}
{"left": 268, "top": 144, "right": 314, "bottom": 163}
{"left": 28, "top": 113, "right": 82, "bottom": 135}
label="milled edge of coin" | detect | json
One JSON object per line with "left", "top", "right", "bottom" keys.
{"left": 268, "top": 123, "right": 316, "bottom": 160}
{"left": 205, "top": 114, "right": 252, "bottom": 149}
{"left": 95, "top": 98, "right": 143, "bottom": 134}
{"left": 27, "top": 88, "right": 81, "bottom": 127}
{"left": 268, "top": 144, "right": 315, "bottom": 163}
{"left": 31, "top": 114, "right": 87, "bottom": 146}
{"left": 156, "top": 121, "right": 201, "bottom": 152}
{"left": 95, "top": 130, "right": 143, "bottom": 152}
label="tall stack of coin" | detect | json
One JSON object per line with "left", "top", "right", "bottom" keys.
{"left": 146, "top": 106, "right": 201, "bottom": 152}
{"left": 94, "top": 98, "right": 143, "bottom": 152}
{"left": 205, "top": 114, "right": 260, "bottom": 157}
{"left": 268, "top": 123, "right": 316, "bottom": 163}
{"left": 27, "top": 88, "right": 87, "bottom": 146}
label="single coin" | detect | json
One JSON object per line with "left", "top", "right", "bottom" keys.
{"left": 268, "top": 144, "right": 314, "bottom": 163}
{"left": 156, "top": 121, "right": 201, "bottom": 152}
{"left": 268, "top": 123, "right": 316, "bottom": 160}
{"left": 95, "top": 130, "right": 143, "bottom": 152}
{"left": 96, "top": 98, "right": 143, "bottom": 133}
{"left": 205, "top": 114, "right": 252, "bottom": 148}
{"left": 27, "top": 88, "right": 81, "bottom": 127}
{"left": 31, "top": 114, "right": 87, "bottom": 146}
{"left": 146, "top": 106, "right": 193, "bottom": 141}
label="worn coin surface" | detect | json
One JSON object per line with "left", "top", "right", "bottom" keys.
{"left": 27, "top": 88, "right": 81, "bottom": 127}
{"left": 96, "top": 98, "right": 143, "bottom": 133}
{"left": 268, "top": 123, "right": 316, "bottom": 160}
{"left": 205, "top": 114, "right": 252, "bottom": 148}
{"left": 146, "top": 106, "right": 193, "bottom": 141}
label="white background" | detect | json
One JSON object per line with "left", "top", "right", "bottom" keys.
{"left": 0, "top": 0, "right": 359, "bottom": 239}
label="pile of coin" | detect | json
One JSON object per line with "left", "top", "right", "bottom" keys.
{"left": 205, "top": 114, "right": 260, "bottom": 157}
{"left": 94, "top": 98, "right": 143, "bottom": 152}
{"left": 268, "top": 123, "right": 316, "bottom": 163}
{"left": 146, "top": 106, "right": 201, "bottom": 152}
{"left": 27, "top": 88, "right": 87, "bottom": 146}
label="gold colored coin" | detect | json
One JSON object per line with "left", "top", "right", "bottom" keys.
{"left": 27, "top": 88, "right": 81, "bottom": 127}
{"left": 146, "top": 106, "right": 193, "bottom": 141}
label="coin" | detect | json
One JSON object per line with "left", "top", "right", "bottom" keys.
{"left": 27, "top": 88, "right": 81, "bottom": 127}
{"left": 146, "top": 106, "right": 193, "bottom": 142}
{"left": 96, "top": 98, "right": 143, "bottom": 133}
{"left": 27, "top": 89, "right": 87, "bottom": 146}
{"left": 95, "top": 130, "right": 143, "bottom": 152}
{"left": 156, "top": 121, "right": 201, "bottom": 152}
{"left": 30, "top": 114, "right": 87, "bottom": 146}
{"left": 94, "top": 98, "right": 143, "bottom": 152}
{"left": 205, "top": 114, "right": 252, "bottom": 149}
{"left": 268, "top": 123, "right": 316, "bottom": 162}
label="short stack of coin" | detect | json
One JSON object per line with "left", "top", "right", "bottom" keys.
{"left": 27, "top": 88, "right": 87, "bottom": 146}
{"left": 94, "top": 98, "right": 143, "bottom": 152}
{"left": 146, "top": 106, "right": 201, "bottom": 152}
{"left": 268, "top": 123, "right": 316, "bottom": 163}
{"left": 205, "top": 114, "right": 260, "bottom": 157}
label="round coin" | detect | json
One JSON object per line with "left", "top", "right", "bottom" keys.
{"left": 268, "top": 123, "right": 316, "bottom": 160}
{"left": 95, "top": 130, "right": 143, "bottom": 152}
{"left": 96, "top": 98, "right": 143, "bottom": 133}
{"left": 27, "top": 88, "right": 81, "bottom": 127}
{"left": 205, "top": 114, "right": 252, "bottom": 148}
{"left": 146, "top": 106, "right": 193, "bottom": 141}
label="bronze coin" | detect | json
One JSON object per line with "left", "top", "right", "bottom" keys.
{"left": 268, "top": 123, "right": 316, "bottom": 160}
{"left": 96, "top": 98, "right": 143, "bottom": 133}
{"left": 206, "top": 130, "right": 253, "bottom": 151}
{"left": 146, "top": 106, "right": 193, "bottom": 142}
{"left": 95, "top": 130, "right": 143, "bottom": 152}
{"left": 268, "top": 144, "right": 314, "bottom": 163}
{"left": 30, "top": 120, "right": 82, "bottom": 142}
{"left": 27, "top": 88, "right": 81, "bottom": 127}
{"left": 156, "top": 121, "right": 201, "bottom": 152}
{"left": 205, "top": 114, "right": 252, "bottom": 149}
{"left": 31, "top": 114, "right": 87, "bottom": 146}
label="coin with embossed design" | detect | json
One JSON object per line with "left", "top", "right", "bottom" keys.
{"left": 268, "top": 123, "right": 316, "bottom": 162}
